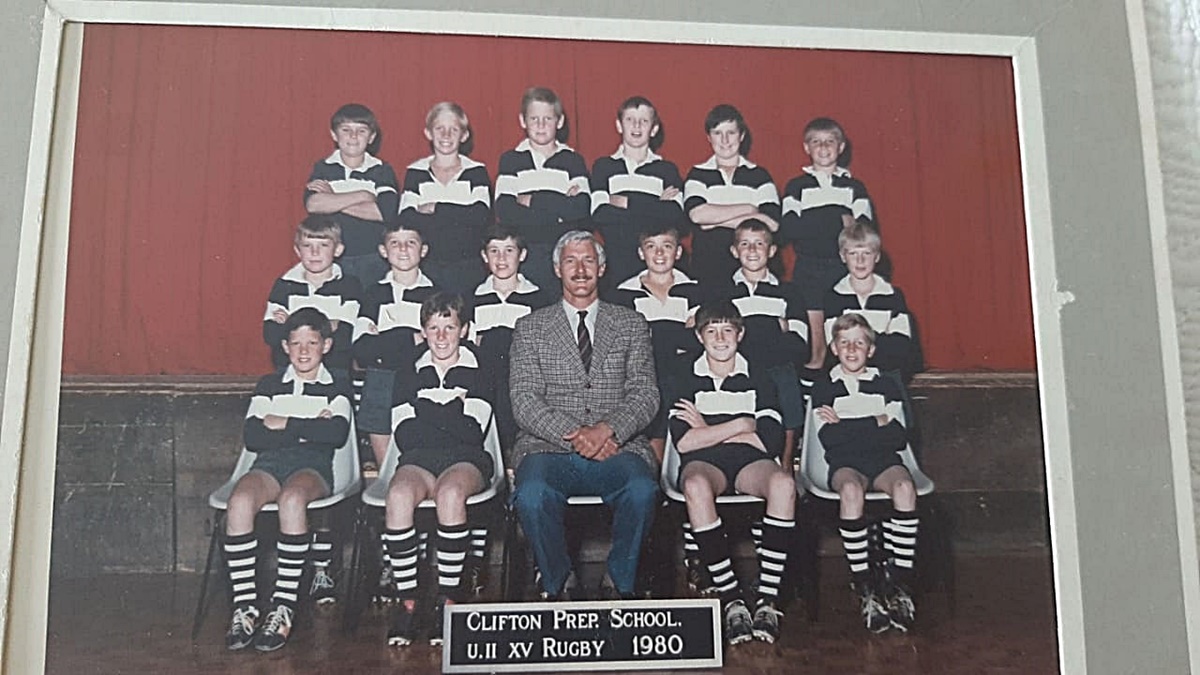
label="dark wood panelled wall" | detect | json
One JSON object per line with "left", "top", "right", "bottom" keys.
{"left": 62, "top": 25, "right": 1032, "bottom": 375}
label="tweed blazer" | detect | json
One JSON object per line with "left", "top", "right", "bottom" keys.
{"left": 509, "top": 300, "right": 660, "bottom": 470}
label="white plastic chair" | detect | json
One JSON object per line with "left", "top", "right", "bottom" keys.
{"left": 191, "top": 417, "right": 361, "bottom": 639}
{"left": 343, "top": 413, "right": 504, "bottom": 632}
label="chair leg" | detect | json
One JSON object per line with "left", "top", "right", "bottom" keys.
{"left": 191, "top": 512, "right": 224, "bottom": 641}
{"left": 341, "top": 506, "right": 373, "bottom": 635}
{"left": 501, "top": 506, "right": 521, "bottom": 601}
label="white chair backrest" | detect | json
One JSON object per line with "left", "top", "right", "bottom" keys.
{"left": 660, "top": 433, "right": 683, "bottom": 495}
{"left": 800, "top": 402, "right": 933, "bottom": 496}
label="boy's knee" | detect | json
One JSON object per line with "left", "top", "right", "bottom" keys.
{"left": 435, "top": 483, "right": 468, "bottom": 510}
{"left": 838, "top": 481, "right": 865, "bottom": 506}
{"left": 892, "top": 477, "right": 916, "bottom": 507}
{"left": 681, "top": 474, "right": 715, "bottom": 504}
{"left": 767, "top": 471, "right": 796, "bottom": 503}
{"left": 276, "top": 488, "right": 310, "bottom": 514}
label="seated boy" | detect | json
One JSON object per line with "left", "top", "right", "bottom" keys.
{"left": 718, "top": 220, "right": 810, "bottom": 466}
{"left": 304, "top": 103, "right": 400, "bottom": 288}
{"left": 780, "top": 117, "right": 874, "bottom": 374}
{"left": 354, "top": 223, "right": 440, "bottom": 465}
{"left": 823, "top": 221, "right": 916, "bottom": 379}
{"left": 471, "top": 223, "right": 550, "bottom": 450}
{"left": 590, "top": 96, "right": 685, "bottom": 287}
{"left": 494, "top": 86, "right": 591, "bottom": 292}
{"left": 264, "top": 215, "right": 362, "bottom": 373}
{"left": 383, "top": 293, "right": 496, "bottom": 647}
{"left": 812, "top": 313, "right": 919, "bottom": 634}
{"left": 223, "top": 308, "right": 353, "bottom": 652}
{"left": 606, "top": 223, "right": 705, "bottom": 460}
{"left": 668, "top": 300, "right": 794, "bottom": 645}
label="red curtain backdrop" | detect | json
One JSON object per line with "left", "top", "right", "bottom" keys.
{"left": 62, "top": 24, "right": 1033, "bottom": 376}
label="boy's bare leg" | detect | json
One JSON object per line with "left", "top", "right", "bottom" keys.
{"left": 226, "top": 470, "right": 282, "bottom": 536}
{"left": 680, "top": 462, "right": 728, "bottom": 528}
{"left": 871, "top": 464, "right": 918, "bottom": 630}
{"left": 369, "top": 433, "right": 392, "bottom": 468}
{"left": 432, "top": 463, "right": 485, "bottom": 527}
{"left": 733, "top": 459, "right": 795, "bottom": 520}
{"left": 872, "top": 465, "right": 916, "bottom": 512}
{"left": 830, "top": 467, "right": 869, "bottom": 520}
{"left": 831, "top": 467, "right": 887, "bottom": 631}
{"left": 781, "top": 430, "right": 796, "bottom": 473}
{"left": 276, "top": 470, "right": 330, "bottom": 536}
{"left": 805, "top": 309, "right": 827, "bottom": 368}
{"left": 385, "top": 465, "right": 437, "bottom": 530}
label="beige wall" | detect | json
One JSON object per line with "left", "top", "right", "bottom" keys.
{"left": 2, "top": 0, "right": 1198, "bottom": 672}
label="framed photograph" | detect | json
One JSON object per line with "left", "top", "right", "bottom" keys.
{"left": 5, "top": 1, "right": 1198, "bottom": 673}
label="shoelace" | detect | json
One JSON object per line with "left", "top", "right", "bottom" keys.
{"left": 232, "top": 607, "right": 256, "bottom": 633}
{"left": 264, "top": 605, "right": 293, "bottom": 633}
{"left": 311, "top": 568, "right": 335, "bottom": 592}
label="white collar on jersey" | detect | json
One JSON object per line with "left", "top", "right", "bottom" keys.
{"left": 323, "top": 149, "right": 383, "bottom": 171}
{"left": 415, "top": 345, "right": 480, "bottom": 371}
{"left": 281, "top": 362, "right": 335, "bottom": 385}
{"left": 802, "top": 164, "right": 852, "bottom": 178}
{"left": 475, "top": 273, "right": 539, "bottom": 296}
{"left": 379, "top": 270, "right": 434, "bottom": 288}
{"left": 696, "top": 155, "right": 756, "bottom": 170}
{"left": 616, "top": 268, "right": 694, "bottom": 292}
{"left": 282, "top": 262, "right": 344, "bottom": 284}
{"left": 832, "top": 273, "right": 894, "bottom": 296}
{"left": 693, "top": 351, "right": 750, "bottom": 378}
{"left": 609, "top": 145, "right": 662, "bottom": 163}
{"left": 406, "top": 153, "right": 485, "bottom": 172}
{"left": 829, "top": 363, "right": 881, "bottom": 384}
{"left": 733, "top": 268, "right": 779, "bottom": 287}
{"left": 515, "top": 138, "right": 575, "bottom": 156}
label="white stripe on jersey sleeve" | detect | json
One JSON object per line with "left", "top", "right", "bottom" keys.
{"left": 733, "top": 294, "right": 788, "bottom": 319}
{"left": 475, "top": 303, "right": 532, "bottom": 332}
{"left": 694, "top": 389, "right": 758, "bottom": 417}
{"left": 609, "top": 173, "right": 665, "bottom": 197}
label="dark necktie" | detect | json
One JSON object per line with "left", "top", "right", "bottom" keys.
{"left": 577, "top": 310, "right": 592, "bottom": 372}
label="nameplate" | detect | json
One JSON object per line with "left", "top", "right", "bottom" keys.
{"left": 442, "top": 599, "right": 722, "bottom": 673}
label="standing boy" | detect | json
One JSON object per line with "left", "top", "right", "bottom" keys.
{"left": 812, "top": 313, "right": 919, "bottom": 634}
{"left": 668, "top": 300, "right": 795, "bottom": 645}
{"left": 780, "top": 117, "right": 874, "bottom": 375}
{"left": 305, "top": 103, "right": 400, "bottom": 288}
{"left": 494, "top": 87, "right": 591, "bottom": 292}
{"left": 263, "top": 215, "right": 362, "bottom": 373}
{"left": 719, "top": 220, "right": 809, "bottom": 467}
{"left": 823, "top": 222, "right": 916, "bottom": 378}
{"left": 590, "top": 96, "right": 685, "bottom": 288}
{"left": 224, "top": 308, "right": 352, "bottom": 652}
{"left": 471, "top": 223, "right": 550, "bottom": 450}
{"left": 354, "top": 223, "right": 440, "bottom": 465}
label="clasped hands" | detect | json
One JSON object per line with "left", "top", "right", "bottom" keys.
{"left": 563, "top": 422, "right": 618, "bottom": 461}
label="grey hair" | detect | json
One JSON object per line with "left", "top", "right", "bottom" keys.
{"left": 552, "top": 230, "right": 606, "bottom": 267}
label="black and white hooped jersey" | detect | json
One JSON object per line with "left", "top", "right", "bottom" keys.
{"left": 780, "top": 166, "right": 873, "bottom": 260}
{"left": 398, "top": 155, "right": 492, "bottom": 263}
{"left": 494, "top": 140, "right": 591, "bottom": 245}
{"left": 470, "top": 275, "right": 549, "bottom": 366}
{"left": 718, "top": 269, "right": 809, "bottom": 369}
{"left": 263, "top": 263, "right": 362, "bottom": 371}
{"left": 811, "top": 365, "right": 907, "bottom": 460}
{"left": 822, "top": 274, "right": 914, "bottom": 374}
{"left": 244, "top": 364, "right": 353, "bottom": 454}
{"left": 304, "top": 150, "right": 400, "bottom": 255}
{"left": 607, "top": 269, "right": 706, "bottom": 368}
{"left": 683, "top": 156, "right": 781, "bottom": 283}
{"left": 590, "top": 147, "right": 685, "bottom": 229}
{"left": 353, "top": 271, "right": 440, "bottom": 370}
{"left": 391, "top": 346, "right": 495, "bottom": 453}
{"left": 668, "top": 352, "right": 784, "bottom": 458}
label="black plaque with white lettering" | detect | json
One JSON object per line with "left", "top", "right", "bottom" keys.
{"left": 443, "top": 599, "right": 722, "bottom": 672}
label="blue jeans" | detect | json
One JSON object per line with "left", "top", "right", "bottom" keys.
{"left": 512, "top": 451, "right": 658, "bottom": 595}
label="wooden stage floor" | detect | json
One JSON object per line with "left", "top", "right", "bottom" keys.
{"left": 45, "top": 552, "right": 1058, "bottom": 674}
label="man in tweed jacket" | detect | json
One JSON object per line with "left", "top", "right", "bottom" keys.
{"left": 510, "top": 230, "right": 660, "bottom": 599}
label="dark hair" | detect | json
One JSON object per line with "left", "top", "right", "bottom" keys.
{"left": 803, "top": 116, "right": 846, "bottom": 143}
{"left": 284, "top": 307, "right": 334, "bottom": 340}
{"left": 694, "top": 300, "right": 744, "bottom": 333}
{"left": 733, "top": 218, "right": 775, "bottom": 247}
{"left": 703, "top": 103, "right": 751, "bottom": 156}
{"left": 618, "top": 95, "right": 665, "bottom": 151}
{"left": 637, "top": 222, "right": 681, "bottom": 245}
{"left": 330, "top": 103, "right": 382, "bottom": 155}
{"left": 420, "top": 292, "right": 472, "bottom": 326}
{"left": 382, "top": 221, "right": 424, "bottom": 245}
{"left": 481, "top": 222, "right": 525, "bottom": 252}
